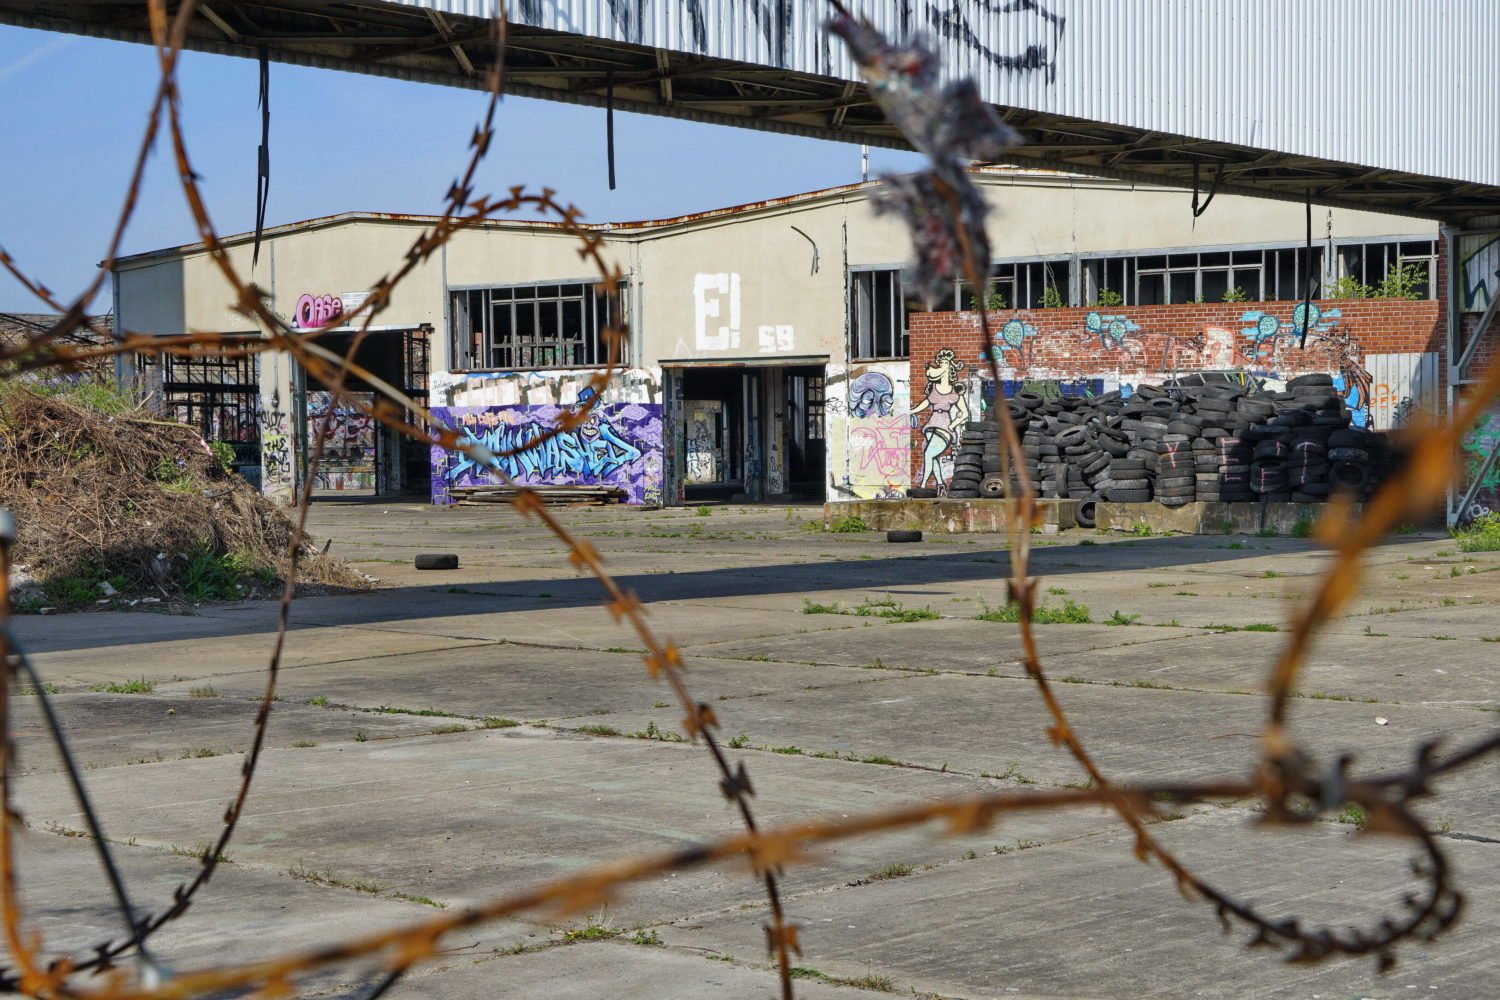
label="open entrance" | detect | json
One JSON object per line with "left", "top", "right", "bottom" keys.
{"left": 149, "top": 342, "right": 262, "bottom": 487}
{"left": 302, "top": 327, "right": 430, "bottom": 497}
{"left": 671, "top": 362, "right": 825, "bottom": 504}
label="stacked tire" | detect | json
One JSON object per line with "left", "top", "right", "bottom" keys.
{"left": 947, "top": 408, "right": 1005, "bottom": 499}
{"left": 900, "top": 367, "right": 1380, "bottom": 512}
{"left": 903, "top": 371, "right": 1387, "bottom": 513}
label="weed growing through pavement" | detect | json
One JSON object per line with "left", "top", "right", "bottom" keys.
{"left": 90, "top": 677, "right": 155, "bottom": 694}
{"left": 868, "top": 862, "right": 913, "bottom": 880}
{"left": 975, "top": 598, "right": 1091, "bottom": 624}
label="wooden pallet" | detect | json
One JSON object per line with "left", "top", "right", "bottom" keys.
{"left": 449, "top": 484, "right": 628, "bottom": 506}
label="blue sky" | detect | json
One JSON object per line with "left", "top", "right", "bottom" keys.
{"left": 0, "top": 24, "right": 922, "bottom": 313}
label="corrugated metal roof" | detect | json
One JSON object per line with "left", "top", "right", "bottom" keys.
{"left": 389, "top": 0, "right": 1500, "bottom": 187}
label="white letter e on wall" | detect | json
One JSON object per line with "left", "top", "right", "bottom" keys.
{"left": 694, "top": 272, "right": 740, "bottom": 351}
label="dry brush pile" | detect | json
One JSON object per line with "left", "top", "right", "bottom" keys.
{"left": 0, "top": 383, "right": 364, "bottom": 609}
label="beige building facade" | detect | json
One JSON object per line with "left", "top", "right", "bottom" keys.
{"left": 113, "top": 168, "right": 1437, "bottom": 505}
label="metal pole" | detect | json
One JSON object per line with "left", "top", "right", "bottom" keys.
{"left": 1443, "top": 225, "right": 1461, "bottom": 526}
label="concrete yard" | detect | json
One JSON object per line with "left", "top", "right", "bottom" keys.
{"left": 9, "top": 501, "right": 1500, "bottom": 999}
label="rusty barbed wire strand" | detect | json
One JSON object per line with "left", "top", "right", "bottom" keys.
{"left": 0, "top": 3, "right": 1497, "bottom": 998}
{"left": 0, "top": 4, "right": 802, "bottom": 996}
{"left": 0, "top": 0, "right": 203, "bottom": 360}
{"left": 139, "top": 5, "right": 803, "bottom": 986}
{"left": 7, "top": 730, "right": 1491, "bottom": 1000}
{"left": 827, "top": 0, "right": 1488, "bottom": 970}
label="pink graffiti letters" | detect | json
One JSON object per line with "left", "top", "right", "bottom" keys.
{"left": 293, "top": 293, "right": 343, "bottom": 329}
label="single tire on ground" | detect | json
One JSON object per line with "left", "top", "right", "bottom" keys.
{"left": 415, "top": 553, "right": 459, "bottom": 570}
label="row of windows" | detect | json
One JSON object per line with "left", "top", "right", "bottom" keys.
{"left": 850, "top": 239, "right": 1437, "bottom": 360}
{"left": 446, "top": 240, "right": 1436, "bottom": 370}
{"left": 450, "top": 282, "right": 626, "bottom": 370}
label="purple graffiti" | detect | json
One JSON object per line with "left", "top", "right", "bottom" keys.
{"left": 430, "top": 399, "right": 663, "bottom": 505}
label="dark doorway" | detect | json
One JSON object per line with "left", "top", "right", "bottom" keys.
{"left": 304, "top": 327, "right": 430, "bottom": 496}
{"left": 681, "top": 366, "right": 747, "bottom": 502}
{"left": 783, "top": 365, "right": 825, "bottom": 499}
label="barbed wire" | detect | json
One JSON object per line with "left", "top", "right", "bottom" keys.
{"left": 0, "top": 2, "right": 1495, "bottom": 998}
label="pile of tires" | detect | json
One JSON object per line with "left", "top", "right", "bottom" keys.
{"left": 910, "top": 372, "right": 1389, "bottom": 511}
{"left": 947, "top": 416, "right": 1005, "bottom": 499}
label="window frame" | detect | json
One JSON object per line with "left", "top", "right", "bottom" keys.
{"left": 848, "top": 267, "right": 914, "bottom": 362}
{"left": 447, "top": 278, "right": 628, "bottom": 372}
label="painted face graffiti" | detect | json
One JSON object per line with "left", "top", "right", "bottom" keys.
{"left": 849, "top": 371, "right": 896, "bottom": 418}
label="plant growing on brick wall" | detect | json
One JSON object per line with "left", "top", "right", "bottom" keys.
{"left": 968, "top": 283, "right": 1008, "bottom": 311}
{"left": 1375, "top": 262, "right": 1428, "bottom": 300}
{"left": 1092, "top": 287, "right": 1124, "bottom": 308}
{"left": 1040, "top": 285, "right": 1065, "bottom": 308}
{"left": 1222, "top": 286, "right": 1249, "bottom": 303}
{"left": 1329, "top": 275, "right": 1373, "bottom": 300}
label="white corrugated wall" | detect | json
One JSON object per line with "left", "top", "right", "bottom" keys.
{"left": 1366, "top": 351, "right": 1439, "bottom": 430}
{"left": 387, "top": 0, "right": 1499, "bottom": 187}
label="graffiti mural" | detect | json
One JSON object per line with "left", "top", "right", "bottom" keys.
{"left": 991, "top": 317, "right": 1039, "bottom": 360}
{"left": 910, "top": 350, "right": 970, "bottom": 492}
{"left": 1000, "top": 377, "right": 1104, "bottom": 401}
{"left": 259, "top": 387, "right": 292, "bottom": 490}
{"left": 826, "top": 363, "right": 912, "bottom": 500}
{"left": 1460, "top": 233, "right": 1500, "bottom": 313}
{"left": 292, "top": 293, "right": 343, "bottom": 330}
{"left": 1085, "top": 311, "right": 1140, "bottom": 352}
{"left": 1462, "top": 408, "right": 1500, "bottom": 521}
{"left": 431, "top": 390, "right": 663, "bottom": 505}
{"left": 307, "top": 391, "right": 376, "bottom": 492}
{"left": 433, "top": 366, "right": 662, "bottom": 409}
{"left": 516, "top": 1, "right": 1065, "bottom": 78}
{"left": 684, "top": 400, "right": 724, "bottom": 484}
{"left": 849, "top": 370, "right": 896, "bottom": 417}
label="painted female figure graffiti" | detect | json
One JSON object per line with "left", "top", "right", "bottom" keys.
{"left": 910, "top": 349, "right": 970, "bottom": 490}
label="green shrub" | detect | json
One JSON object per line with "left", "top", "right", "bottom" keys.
{"left": 1455, "top": 513, "right": 1500, "bottom": 553}
{"left": 828, "top": 514, "right": 872, "bottom": 533}
{"left": 209, "top": 441, "right": 237, "bottom": 474}
{"left": 1328, "top": 275, "right": 1371, "bottom": 300}
{"left": 1374, "top": 262, "right": 1427, "bottom": 300}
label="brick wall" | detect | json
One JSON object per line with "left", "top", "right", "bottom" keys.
{"left": 909, "top": 299, "right": 1443, "bottom": 377}
{"left": 906, "top": 298, "right": 1443, "bottom": 491}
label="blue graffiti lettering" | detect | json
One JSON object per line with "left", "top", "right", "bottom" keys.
{"left": 446, "top": 417, "right": 643, "bottom": 485}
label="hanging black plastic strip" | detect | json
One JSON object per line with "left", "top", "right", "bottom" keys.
{"left": 252, "top": 45, "right": 271, "bottom": 268}
{"left": 1190, "top": 161, "right": 1219, "bottom": 218}
{"left": 1298, "top": 195, "right": 1312, "bottom": 348}
{"left": 606, "top": 69, "right": 617, "bottom": 191}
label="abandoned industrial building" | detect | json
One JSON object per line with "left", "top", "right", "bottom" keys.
{"left": 113, "top": 166, "right": 1461, "bottom": 508}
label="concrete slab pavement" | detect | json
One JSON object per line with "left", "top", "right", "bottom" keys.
{"left": 6, "top": 502, "right": 1498, "bottom": 998}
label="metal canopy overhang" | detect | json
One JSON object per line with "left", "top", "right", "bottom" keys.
{"left": 3, "top": 1, "right": 1497, "bottom": 223}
